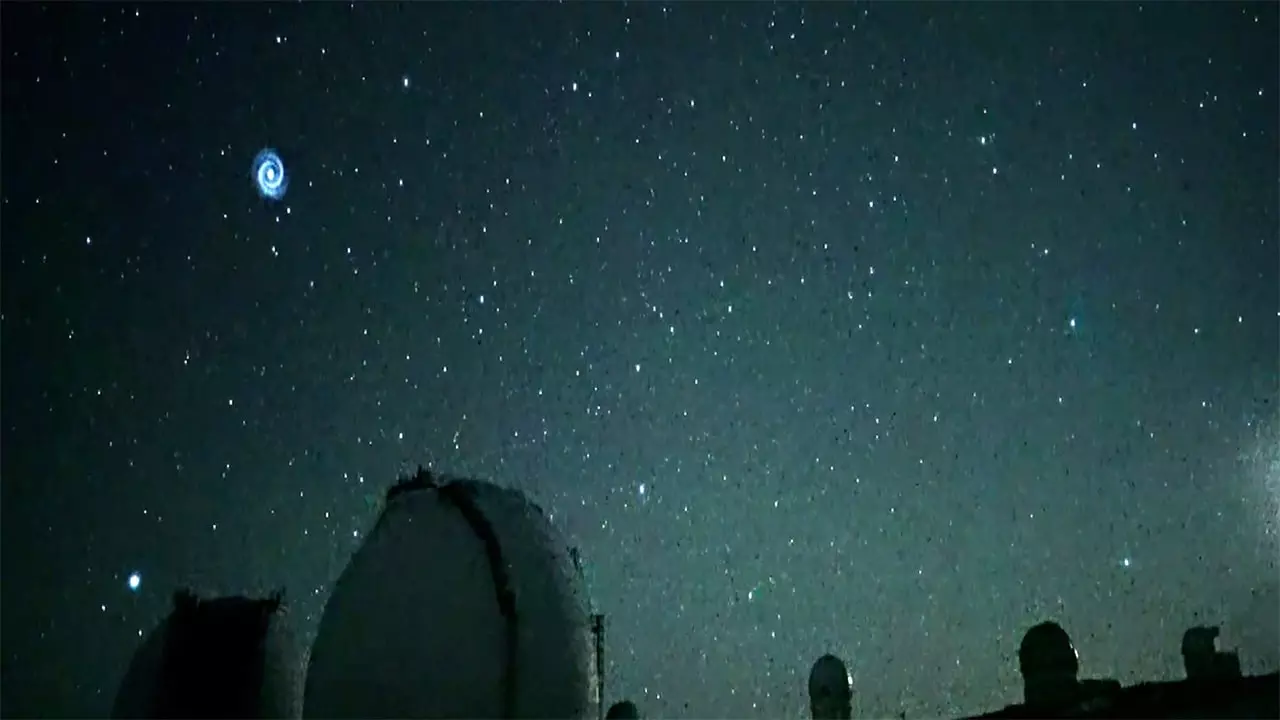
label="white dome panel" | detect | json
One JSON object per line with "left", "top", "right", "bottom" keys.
{"left": 304, "top": 476, "right": 594, "bottom": 719}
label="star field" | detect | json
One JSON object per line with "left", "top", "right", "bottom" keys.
{"left": 1, "top": 3, "right": 1277, "bottom": 718}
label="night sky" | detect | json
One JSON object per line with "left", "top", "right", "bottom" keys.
{"left": 2, "top": 3, "right": 1278, "bottom": 718}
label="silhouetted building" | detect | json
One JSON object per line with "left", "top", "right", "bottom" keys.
{"left": 111, "top": 590, "right": 299, "bottom": 719}
{"left": 1182, "top": 626, "right": 1242, "bottom": 680}
{"left": 1015, "top": 621, "right": 1121, "bottom": 715}
{"left": 808, "top": 653, "right": 853, "bottom": 720}
{"left": 1018, "top": 621, "right": 1080, "bottom": 711}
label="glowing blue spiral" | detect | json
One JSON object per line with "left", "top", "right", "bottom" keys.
{"left": 252, "top": 148, "right": 288, "bottom": 201}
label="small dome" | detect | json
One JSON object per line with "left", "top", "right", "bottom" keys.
{"left": 303, "top": 476, "right": 595, "bottom": 718}
{"left": 1018, "top": 621, "right": 1078, "bottom": 677}
{"left": 808, "top": 653, "right": 852, "bottom": 701}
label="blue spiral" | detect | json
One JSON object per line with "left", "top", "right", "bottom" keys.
{"left": 252, "top": 148, "right": 288, "bottom": 201}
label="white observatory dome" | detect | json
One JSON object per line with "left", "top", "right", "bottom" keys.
{"left": 303, "top": 474, "right": 596, "bottom": 719}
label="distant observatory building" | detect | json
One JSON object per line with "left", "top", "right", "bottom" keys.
{"left": 303, "top": 469, "right": 600, "bottom": 719}
{"left": 808, "top": 653, "right": 853, "bottom": 720}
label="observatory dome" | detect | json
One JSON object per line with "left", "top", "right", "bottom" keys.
{"left": 303, "top": 475, "right": 596, "bottom": 719}
{"left": 111, "top": 591, "right": 300, "bottom": 719}
{"left": 808, "top": 653, "right": 853, "bottom": 719}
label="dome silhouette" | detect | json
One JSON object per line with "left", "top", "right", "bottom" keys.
{"left": 111, "top": 591, "right": 299, "bottom": 719}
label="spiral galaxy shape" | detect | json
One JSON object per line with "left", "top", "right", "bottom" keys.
{"left": 252, "top": 148, "right": 288, "bottom": 201}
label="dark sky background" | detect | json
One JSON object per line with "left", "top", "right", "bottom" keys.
{"left": 2, "top": 3, "right": 1278, "bottom": 718}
